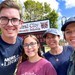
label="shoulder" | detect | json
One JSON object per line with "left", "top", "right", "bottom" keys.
{"left": 43, "top": 51, "right": 50, "bottom": 56}
{"left": 41, "top": 58, "right": 57, "bottom": 75}
{"left": 18, "top": 61, "right": 27, "bottom": 68}
{"left": 63, "top": 45, "right": 74, "bottom": 51}
{"left": 16, "top": 36, "right": 23, "bottom": 45}
{"left": 43, "top": 51, "right": 52, "bottom": 60}
{"left": 17, "top": 36, "right": 23, "bottom": 42}
{"left": 40, "top": 58, "right": 52, "bottom": 66}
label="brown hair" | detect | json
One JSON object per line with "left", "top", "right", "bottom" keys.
{"left": 22, "top": 34, "right": 42, "bottom": 62}
{"left": 0, "top": 0, "right": 22, "bottom": 19}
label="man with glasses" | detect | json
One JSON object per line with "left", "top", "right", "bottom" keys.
{"left": 0, "top": 0, "right": 23, "bottom": 75}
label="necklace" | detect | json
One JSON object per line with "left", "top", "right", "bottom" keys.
{"left": 49, "top": 46, "right": 63, "bottom": 62}
{"left": 56, "top": 58, "right": 59, "bottom": 61}
{"left": 54, "top": 56, "right": 59, "bottom": 61}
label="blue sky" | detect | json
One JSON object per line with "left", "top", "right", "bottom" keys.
{"left": 0, "top": 0, "right": 3, "bottom": 3}
{"left": 0, "top": 0, "right": 75, "bottom": 30}
{"left": 58, "top": 0, "right": 75, "bottom": 17}
{"left": 57, "top": 0, "right": 75, "bottom": 30}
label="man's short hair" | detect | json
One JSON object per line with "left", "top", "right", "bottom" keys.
{"left": 0, "top": 0, "right": 22, "bottom": 19}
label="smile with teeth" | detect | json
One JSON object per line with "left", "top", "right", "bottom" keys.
{"left": 6, "top": 28, "right": 15, "bottom": 32}
{"left": 27, "top": 50, "right": 34, "bottom": 53}
{"left": 70, "top": 39, "right": 75, "bottom": 43}
{"left": 50, "top": 42, "right": 55, "bottom": 45}
{"left": 7, "top": 29, "right": 14, "bottom": 31}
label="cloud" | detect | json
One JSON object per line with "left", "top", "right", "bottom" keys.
{"left": 58, "top": 12, "right": 62, "bottom": 18}
{"left": 63, "top": 0, "right": 75, "bottom": 8}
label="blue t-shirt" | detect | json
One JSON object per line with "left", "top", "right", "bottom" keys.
{"left": 0, "top": 36, "right": 23, "bottom": 75}
{"left": 43, "top": 46, "right": 73, "bottom": 75}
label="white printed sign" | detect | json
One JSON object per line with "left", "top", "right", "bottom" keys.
{"left": 19, "top": 20, "right": 50, "bottom": 33}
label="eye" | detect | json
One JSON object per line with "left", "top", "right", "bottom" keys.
{"left": 12, "top": 18, "right": 19, "bottom": 22}
{"left": 23, "top": 43, "right": 28, "bottom": 47}
{"left": 30, "top": 42, "right": 35, "bottom": 45}
{"left": 0, "top": 17, "right": 8, "bottom": 21}
{"left": 65, "top": 31, "right": 72, "bottom": 34}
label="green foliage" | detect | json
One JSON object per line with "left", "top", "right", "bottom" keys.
{"left": 43, "top": 2, "right": 51, "bottom": 13}
{"left": 46, "top": 10, "right": 58, "bottom": 28}
{"left": 14, "top": 0, "right": 59, "bottom": 28}
{"left": 24, "top": 0, "right": 43, "bottom": 21}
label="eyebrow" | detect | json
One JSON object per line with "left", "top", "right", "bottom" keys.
{"left": 65, "top": 29, "right": 71, "bottom": 31}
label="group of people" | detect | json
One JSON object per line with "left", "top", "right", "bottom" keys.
{"left": 0, "top": 0, "right": 75, "bottom": 75}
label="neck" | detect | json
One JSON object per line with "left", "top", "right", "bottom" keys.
{"left": 1, "top": 34, "right": 16, "bottom": 44}
{"left": 28, "top": 54, "right": 42, "bottom": 63}
{"left": 50, "top": 46, "right": 63, "bottom": 55}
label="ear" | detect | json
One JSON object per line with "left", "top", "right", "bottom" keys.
{"left": 20, "top": 20, "right": 24, "bottom": 25}
{"left": 37, "top": 43, "right": 40, "bottom": 49}
{"left": 19, "top": 20, "right": 24, "bottom": 28}
{"left": 58, "top": 35, "right": 60, "bottom": 38}
{"left": 0, "top": 25, "right": 1, "bottom": 29}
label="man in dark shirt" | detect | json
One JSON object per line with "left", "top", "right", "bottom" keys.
{"left": 0, "top": 0, "right": 23, "bottom": 75}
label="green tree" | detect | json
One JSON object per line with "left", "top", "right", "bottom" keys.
{"left": 24, "top": 0, "right": 58, "bottom": 28}
{"left": 45, "top": 10, "right": 58, "bottom": 28}
{"left": 24, "top": 0, "right": 43, "bottom": 21}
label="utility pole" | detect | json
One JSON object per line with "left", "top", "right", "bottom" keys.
{"left": 61, "top": 16, "right": 67, "bottom": 45}
{"left": 61, "top": 16, "right": 67, "bottom": 26}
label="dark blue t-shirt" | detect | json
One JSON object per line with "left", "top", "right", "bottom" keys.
{"left": 43, "top": 46, "right": 73, "bottom": 75}
{"left": 0, "top": 36, "right": 23, "bottom": 75}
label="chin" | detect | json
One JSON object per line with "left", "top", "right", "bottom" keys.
{"left": 8, "top": 35, "right": 17, "bottom": 38}
{"left": 70, "top": 44, "right": 75, "bottom": 48}
{"left": 72, "top": 45, "right": 75, "bottom": 48}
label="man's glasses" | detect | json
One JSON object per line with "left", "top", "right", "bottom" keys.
{"left": 0, "top": 16, "right": 21, "bottom": 26}
{"left": 23, "top": 42, "right": 37, "bottom": 48}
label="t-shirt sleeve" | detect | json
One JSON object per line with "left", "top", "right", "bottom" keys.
{"left": 44, "top": 62, "right": 57, "bottom": 75}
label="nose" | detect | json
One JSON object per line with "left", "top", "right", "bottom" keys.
{"left": 71, "top": 32, "right": 75, "bottom": 37}
{"left": 7, "top": 20, "right": 13, "bottom": 26}
{"left": 28, "top": 45, "right": 32, "bottom": 48}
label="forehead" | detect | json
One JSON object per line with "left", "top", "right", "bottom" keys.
{"left": 0, "top": 8, "right": 20, "bottom": 18}
{"left": 65, "top": 23, "right": 75, "bottom": 31}
{"left": 24, "top": 37, "right": 36, "bottom": 43}
{"left": 46, "top": 33, "right": 56, "bottom": 37}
